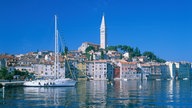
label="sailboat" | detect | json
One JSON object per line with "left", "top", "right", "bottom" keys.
{"left": 23, "top": 15, "right": 77, "bottom": 87}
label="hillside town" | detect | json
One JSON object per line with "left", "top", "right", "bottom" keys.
{"left": 0, "top": 15, "right": 191, "bottom": 81}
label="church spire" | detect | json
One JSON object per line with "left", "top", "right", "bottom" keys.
{"left": 100, "top": 14, "right": 107, "bottom": 49}
{"left": 100, "top": 14, "right": 105, "bottom": 29}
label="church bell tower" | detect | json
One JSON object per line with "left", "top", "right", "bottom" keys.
{"left": 100, "top": 14, "right": 107, "bottom": 49}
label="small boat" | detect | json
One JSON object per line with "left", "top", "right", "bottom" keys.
{"left": 24, "top": 78, "right": 76, "bottom": 87}
{"left": 123, "top": 78, "right": 128, "bottom": 81}
{"left": 146, "top": 74, "right": 161, "bottom": 80}
{"left": 24, "top": 15, "right": 77, "bottom": 87}
{"left": 183, "top": 78, "right": 188, "bottom": 80}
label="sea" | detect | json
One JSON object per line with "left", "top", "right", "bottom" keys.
{"left": 1, "top": 80, "right": 192, "bottom": 108}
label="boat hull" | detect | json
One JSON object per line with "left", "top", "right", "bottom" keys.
{"left": 23, "top": 78, "right": 77, "bottom": 87}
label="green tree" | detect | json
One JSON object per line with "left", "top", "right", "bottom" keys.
{"left": 126, "top": 46, "right": 134, "bottom": 53}
{"left": 91, "top": 53, "right": 93, "bottom": 61}
{"left": 143, "top": 51, "right": 157, "bottom": 61}
{"left": 156, "top": 57, "right": 166, "bottom": 63}
{"left": 121, "top": 45, "right": 128, "bottom": 52}
{"left": 0, "top": 67, "right": 8, "bottom": 79}
{"left": 120, "top": 53, "right": 123, "bottom": 59}
{"left": 106, "top": 46, "right": 117, "bottom": 51}
{"left": 13, "top": 70, "right": 22, "bottom": 76}
{"left": 101, "top": 50, "right": 104, "bottom": 60}
{"left": 64, "top": 46, "right": 68, "bottom": 55}
{"left": 134, "top": 47, "right": 141, "bottom": 57}
{"left": 5, "top": 74, "right": 13, "bottom": 81}
{"left": 85, "top": 46, "right": 95, "bottom": 53}
{"left": 117, "top": 45, "right": 122, "bottom": 49}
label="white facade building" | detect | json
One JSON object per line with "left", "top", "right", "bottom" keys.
{"left": 165, "top": 62, "right": 176, "bottom": 79}
{"left": 165, "top": 62, "right": 191, "bottom": 80}
{"left": 33, "top": 63, "right": 65, "bottom": 78}
{"left": 140, "top": 62, "right": 168, "bottom": 80}
{"left": 86, "top": 60, "right": 113, "bottom": 80}
{"left": 15, "top": 66, "right": 34, "bottom": 73}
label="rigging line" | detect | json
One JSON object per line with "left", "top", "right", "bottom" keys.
{"left": 58, "top": 32, "right": 65, "bottom": 53}
{"left": 58, "top": 32, "right": 77, "bottom": 80}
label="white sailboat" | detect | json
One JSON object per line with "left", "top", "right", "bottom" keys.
{"left": 23, "top": 15, "right": 77, "bottom": 87}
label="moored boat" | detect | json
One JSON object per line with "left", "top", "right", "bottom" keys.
{"left": 24, "top": 15, "right": 77, "bottom": 87}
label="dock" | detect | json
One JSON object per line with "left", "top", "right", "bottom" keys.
{"left": 0, "top": 81, "right": 25, "bottom": 98}
{"left": 0, "top": 81, "right": 25, "bottom": 87}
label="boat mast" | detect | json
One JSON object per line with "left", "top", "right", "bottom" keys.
{"left": 54, "top": 15, "right": 59, "bottom": 79}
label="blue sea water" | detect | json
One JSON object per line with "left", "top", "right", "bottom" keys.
{"left": 1, "top": 80, "right": 192, "bottom": 108}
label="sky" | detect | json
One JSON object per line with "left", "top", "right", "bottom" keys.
{"left": 0, "top": 0, "right": 192, "bottom": 62}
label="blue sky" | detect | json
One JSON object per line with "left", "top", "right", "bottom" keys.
{"left": 0, "top": 0, "right": 192, "bottom": 62}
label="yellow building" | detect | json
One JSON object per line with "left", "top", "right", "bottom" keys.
{"left": 77, "top": 62, "right": 87, "bottom": 80}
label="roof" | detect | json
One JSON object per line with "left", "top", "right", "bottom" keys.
{"left": 119, "top": 60, "right": 137, "bottom": 65}
{"left": 83, "top": 42, "right": 99, "bottom": 46}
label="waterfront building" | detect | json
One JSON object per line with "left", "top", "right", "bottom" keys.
{"left": 94, "top": 60, "right": 113, "bottom": 80}
{"left": 86, "top": 61, "right": 94, "bottom": 79}
{"left": 150, "top": 63, "right": 162, "bottom": 74}
{"left": 147, "top": 63, "right": 164, "bottom": 80}
{"left": 85, "top": 60, "right": 113, "bottom": 80}
{"left": 33, "top": 63, "right": 65, "bottom": 78}
{"left": 116, "top": 60, "right": 140, "bottom": 80}
{"left": 114, "top": 66, "right": 120, "bottom": 80}
{"left": 140, "top": 62, "right": 168, "bottom": 80}
{"left": 175, "top": 62, "right": 191, "bottom": 79}
{"left": 139, "top": 63, "right": 151, "bottom": 80}
{"left": 100, "top": 14, "right": 107, "bottom": 49}
{"left": 15, "top": 66, "right": 34, "bottom": 73}
{"left": 77, "top": 62, "right": 87, "bottom": 79}
{"left": 78, "top": 42, "right": 100, "bottom": 53}
{"left": 33, "top": 64, "right": 43, "bottom": 77}
{"left": 160, "top": 64, "right": 169, "bottom": 79}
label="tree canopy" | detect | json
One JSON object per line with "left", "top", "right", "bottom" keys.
{"left": 0, "top": 68, "right": 32, "bottom": 80}
{"left": 85, "top": 46, "right": 95, "bottom": 53}
{"left": 143, "top": 51, "right": 166, "bottom": 63}
{"left": 106, "top": 45, "right": 165, "bottom": 63}
{"left": 106, "top": 45, "right": 141, "bottom": 59}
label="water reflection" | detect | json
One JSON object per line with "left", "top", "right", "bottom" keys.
{"left": 78, "top": 80, "right": 107, "bottom": 108}
{"left": 23, "top": 87, "right": 77, "bottom": 107}
{"left": 0, "top": 87, "right": 77, "bottom": 107}
{"left": 1, "top": 80, "right": 192, "bottom": 107}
